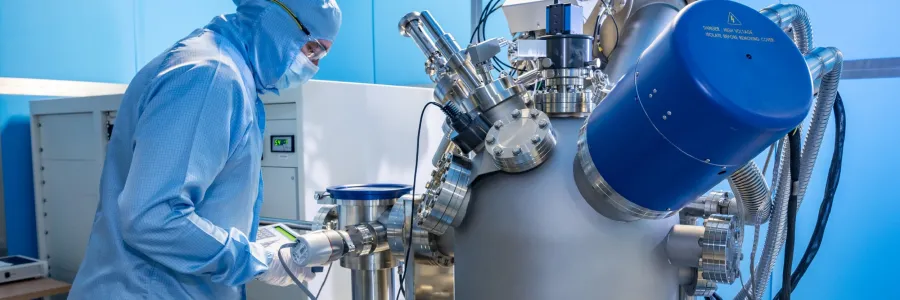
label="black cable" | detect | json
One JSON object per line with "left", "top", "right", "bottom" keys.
{"left": 278, "top": 242, "right": 318, "bottom": 300}
{"left": 606, "top": 15, "right": 620, "bottom": 60}
{"left": 782, "top": 126, "right": 802, "bottom": 300}
{"left": 481, "top": 1, "right": 502, "bottom": 43}
{"left": 397, "top": 101, "right": 445, "bottom": 300}
{"left": 704, "top": 292, "right": 723, "bottom": 300}
{"left": 315, "top": 261, "right": 333, "bottom": 299}
{"left": 470, "top": 0, "right": 526, "bottom": 72}
{"left": 470, "top": 0, "right": 496, "bottom": 44}
{"left": 773, "top": 92, "right": 846, "bottom": 300}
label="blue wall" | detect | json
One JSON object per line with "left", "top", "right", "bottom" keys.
{"left": 0, "top": 0, "right": 470, "bottom": 257}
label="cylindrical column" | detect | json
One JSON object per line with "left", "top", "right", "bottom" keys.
{"left": 399, "top": 11, "right": 483, "bottom": 92}
{"left": 665, "top": 225, "right": 704, "bottom": 268}
{"left": 351, "top": 269, "right": 396, "bottom": 300}
{"left": 326, "top": 184, "right": 411, "bottom": 300}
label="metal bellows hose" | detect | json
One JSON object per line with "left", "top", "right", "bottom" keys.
{"left": 728, "top": 162, "right": 771, "bottom": 225}
{"left": 761, "top": 4, "right": 814, "bottom": 54}
{"left": 734, "top": 4, "right": 842, "bottom": 300}
{"left": 745, "top": 49, "right": 843, "bottom": 300}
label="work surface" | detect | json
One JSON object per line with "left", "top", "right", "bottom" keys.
{"left": 0, "top": 278, "right": 71, "bottom": 300}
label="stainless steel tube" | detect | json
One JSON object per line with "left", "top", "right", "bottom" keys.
{"left": 417, "top": 11, "right": 483, "bottom": 91}
{"left": 351, "top": 269, "right": 395, "bottom": 300}
{"left": 258, "top": 217, "right": 321, "bottom": 231}
{"left": 407, "top": 20, "right": 447, "bottom": 67}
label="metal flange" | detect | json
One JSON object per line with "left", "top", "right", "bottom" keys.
{"left": 417, "top": 153, "right": 473, "bottom": 235}
{"left": 484, "top": 108, "right": 557, "bottom": 173}
{"left": 700, "top": 214, "right": 741, "bottom": 284}
{"left": 690, "top": 270, "right": 718, "bottom": 297}
{"left": 386, "top": 201, "right": 453, "bottom": 267}
{"left": 313, "top": 205, "right": 339, "bottom": 230}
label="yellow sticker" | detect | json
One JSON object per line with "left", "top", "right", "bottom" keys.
{"left": 727, "top": 12, "right": 742, "bottom": 26}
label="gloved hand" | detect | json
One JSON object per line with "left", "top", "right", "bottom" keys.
{"left": 257, "top": 241, "right": 316, "bottom": 287}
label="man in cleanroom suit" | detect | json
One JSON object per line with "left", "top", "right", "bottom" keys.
{"left": 67, "top": 0, "right": 340, "bottom": 298}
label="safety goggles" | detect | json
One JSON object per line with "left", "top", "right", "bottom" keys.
{"left": 271, "top": 0, "right": 329, "bottom": 61}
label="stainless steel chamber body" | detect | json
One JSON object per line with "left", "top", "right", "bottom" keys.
{"left": 455, "top": 118, "right": 680, "bottom": 300}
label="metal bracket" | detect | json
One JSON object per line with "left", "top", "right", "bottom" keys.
{"left": 314, "top": 191, "right": 334, "bottom": 205}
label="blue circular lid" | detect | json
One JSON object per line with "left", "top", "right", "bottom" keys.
{"left": 326, "top": 183, "right": 413, "bottom": 200}
{"left": 674, "top": 0, "right": 813, "bottom": 129}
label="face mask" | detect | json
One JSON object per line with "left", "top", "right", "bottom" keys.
{"left": 274, "top": 52, "right": 319, "bottom": 90}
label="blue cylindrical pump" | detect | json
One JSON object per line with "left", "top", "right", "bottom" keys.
{"left": 579, "top": 0, "right": 813, "bottom": 220}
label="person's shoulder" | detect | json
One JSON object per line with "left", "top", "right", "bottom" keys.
{"left": 151, "top": 30, "right": 254, "bottom": 87}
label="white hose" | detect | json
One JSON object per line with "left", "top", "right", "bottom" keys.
{"left": 734, "top": 4, "right": 824, "bottom": 299}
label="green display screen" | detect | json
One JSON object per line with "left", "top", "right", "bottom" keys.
{"left": 275, "top": 226, "right": 297, "bottom": 241}
{"left": 271, "top": 135, "right": 294, "bottom": 152}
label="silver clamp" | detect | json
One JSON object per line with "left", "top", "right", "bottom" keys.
{"left": 700, "top": 214, "right": 740, "bottom": 284}
{"left": 418, "top": 153, "right": 473, "bottom": 235}
{"left": 690, "top": 270, "right": 718, "bottom": 297}
{"left": 485, "top": 108, "right": 557, "bottom": 173}
{"left": 313, "top": 205, "right": 339, "bottom": 230}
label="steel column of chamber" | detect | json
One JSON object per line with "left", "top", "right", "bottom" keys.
{"left": 351, "top": 269, "right": 396, "bottom": 300}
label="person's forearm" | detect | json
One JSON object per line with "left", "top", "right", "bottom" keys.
{"left": 119, "top": 197, "right": 269, "bottom": 286}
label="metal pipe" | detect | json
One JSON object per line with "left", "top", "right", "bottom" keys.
{"left": 665, "top": 225, "right": 704, "bottom": 268}
{"left": 351, "top": 269, "right": 396, "bottom": 300}
{"left": 407, "top": 20, "right": 447, "bottom": 67}
{"left": 258, "top": 217, "right": 321, "bottom": 231}
{"left": 515, "top": 68, "right": 542, "bottom": 86}
{"left": 416, "top": 11, "right": 483, "bottom": 91}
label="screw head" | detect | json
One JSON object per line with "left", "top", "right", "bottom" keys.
{"left": 662, "top": 115, "right": 667, "bottom": 120}
{"left": 530, "top": 110, "right": 539, "bottom": 118}
{"left": 485, "top": 135, "right": 496, "bottom": 144}
{"left": 513, "top": 146, "right": 523, "bottom": 155}
{"left": 493, "top": 121, "right": 504, "bottom": 129}
{"left": 653, "top": 88, "right": 658, "bottom": 93}
{"left": 511, "top": 109, "right": 521, "bottom": 118}
{"left": 493, "top": 147, "right": 504, "bottom": 156}
{"left": 538, "top": 119, "right": 549, "bottom": 129}
{"left": 648, "top": 94, "right": 653, "bottom": 98}
{"left": 667, "top": 111, "right": 672, "bottom": 116}
{"left": 531, "top": 135, "right": 542, "bottom": 144}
